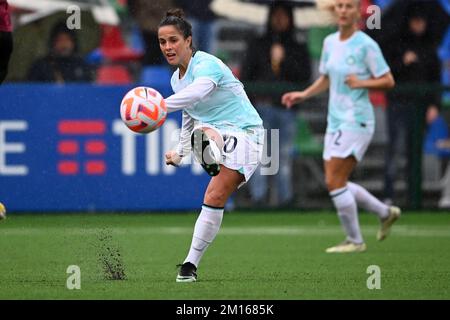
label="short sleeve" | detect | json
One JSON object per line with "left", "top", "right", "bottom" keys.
{"left": 365, "top": 40, "right": 390, "bottom": 78}
{"left": 192, "top": 58, "right": 224, "bottom": 84}
{"left": 319, "top": 37, "right": 330, "bottom": 75}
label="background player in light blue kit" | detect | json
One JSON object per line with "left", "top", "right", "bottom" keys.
{"left": 282, "top": 0, "right": 400, "bottom": 253}
{"left": 159, "top": 9, "right": 264, "bottom": 281}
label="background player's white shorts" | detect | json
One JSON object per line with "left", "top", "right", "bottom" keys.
{"left": 323, "top": 130, "right": 373, "bottom": 162}
{"left": 195, "top": 124, "right": 264, "bottom": 188}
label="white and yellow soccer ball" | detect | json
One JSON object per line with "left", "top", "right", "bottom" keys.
{"left": 0, "top": 202, "right": 6, "bottom": 221}
{"left": 120, "top": 86, "right": 167, "bottom": 134}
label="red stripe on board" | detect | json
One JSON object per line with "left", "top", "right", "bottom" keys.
{"left": 58, "top": 121, "right": 106, "bottom": 135}
{"left": 58, "top": 161, "right": 79, "bottom": 175}
{"left": 58, "top": 140, "right": 79, "bottom": 155}
{"left": 85, "top": 140, "right": 106, "bottom": 155}
{"left": 85, "top": 160, "right": 106, "bottom": 175}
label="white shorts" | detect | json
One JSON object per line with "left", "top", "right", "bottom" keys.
{"left": 323, "top": 130, "right": 373, "bottom": 162}
{"left": 193, "top": 124, "right": 264, "bottom": 188}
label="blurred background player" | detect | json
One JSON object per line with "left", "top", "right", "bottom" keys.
{"left": 0, "top": 0, "right": 12, "bottom": 84}
{"left": 282, "top": 0, "right": 400, "bottom": 253}
{"left": 158, "top": 9, "right": 264, "bottom": 281}
{"left": 242, "top": 2, "right": 311, "bottom": 208}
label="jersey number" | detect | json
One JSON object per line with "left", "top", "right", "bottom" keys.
{"left": 223, "top": 135, "right": 238, "bottom": 153}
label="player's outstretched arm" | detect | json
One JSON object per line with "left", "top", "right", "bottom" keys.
{"left": 165, "top": 111, "right": 194, "bottom": 167}
{"left": 281, "top": 75, "right": 330, "bottom": 108}
{"left": 345, "top": 72, "right": 395, "bottom": 90}
{"left": 176, "top": 111, "right": 194, "bottom": 157}
{"left": 165, "top": 78, "right": 216, "bottom": 113}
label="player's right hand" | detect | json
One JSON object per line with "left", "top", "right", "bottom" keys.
{"left": 165, "top": 150, "right": 182, "bottom": 167}
{"left": 281, "top": 91, "right": 307, "bottom": 109}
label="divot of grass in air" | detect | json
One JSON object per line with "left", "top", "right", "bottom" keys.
{"left": 96, "top": 228, "right": 126, "bottom": 281}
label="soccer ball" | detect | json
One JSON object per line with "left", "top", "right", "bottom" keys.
{"left": 120, "top": 86, "right": 167, "bottom": 133}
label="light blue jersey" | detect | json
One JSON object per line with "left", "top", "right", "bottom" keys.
{"left": 319, "top": 31, "right": 390, "bottom": 133}
{"left": 171, "top": 51, "right": 262, "bottom": 132}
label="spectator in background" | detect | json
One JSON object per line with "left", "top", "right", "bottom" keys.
{"left": 128, "top": 0, "right": 174, "bottom": 65}
{"left": 0, "top": 0, "right": 12, "bottom": 84}
{"left": 423, "top": 104, "right": 450, "bottom": 188}
{"left": 174, "top": 0, "right": 218, "bottom": 54}
{"left": 436, "top": 137, "right": 450, "bottom": 208}
{"left": 27, "top": 21, "right": 92, "bottom": 83}
{"left": 424, "top": 105, "right": 450, "bottom": 162}
{"left": 422, "top": 105, "right": 450, "bottom": 208}
{"left": 383, "top": 7, "right": 441, "bottom": 205}
{"left": 241, "top": 2, "right": 311, "bottom": 207}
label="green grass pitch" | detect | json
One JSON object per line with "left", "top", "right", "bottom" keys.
{"left": 0, "top": 211, "right": 449, "bottom": 299}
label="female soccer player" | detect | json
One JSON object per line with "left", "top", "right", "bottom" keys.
{"left": 282, "top": 0, "right": 400, "bottom": 253}
{"left": 159, "top": 9, "right": 264, "bottom": 281}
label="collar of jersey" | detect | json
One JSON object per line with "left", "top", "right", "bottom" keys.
{"left": 178, "top": 50, "right": 197, "bottom": 81}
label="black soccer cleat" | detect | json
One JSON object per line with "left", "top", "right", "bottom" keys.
{"left": 191, "top": 128, "right": 221, "bottom": 177}
{"left": 176, "top": 262, "right": 197, "bottom": 282}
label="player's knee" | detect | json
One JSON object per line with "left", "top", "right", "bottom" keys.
{"left": 204, "top": 189, "right": 227, "bottom": 207}
{"left": 325, "top": 174, "right": 335, "bottom": 191}
{"left": 325, "top": 176, "right": 346, "bottom": 192}
{"left": 326, "top": 180, "right": 336, "bottom": 192}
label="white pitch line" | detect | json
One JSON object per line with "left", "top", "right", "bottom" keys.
{"left": 0, "top": 226, "right": 449, "bottom": 237}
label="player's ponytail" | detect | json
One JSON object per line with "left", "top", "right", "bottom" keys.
{"left": 159, "top": 8, "right": 193, "bottom": 48}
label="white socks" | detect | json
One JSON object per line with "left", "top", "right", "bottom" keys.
{"left": 330, "top": 187, "right": 363, "bottom": 244}
{"left": 347, "top": 182, "right": 389, "bottom": 220}
{"left": 184, "top": 204, "right": 224, "bottom": 268}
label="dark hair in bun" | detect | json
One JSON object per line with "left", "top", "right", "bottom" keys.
{"left": 166, "top": 8, "right": 185, "bottom": 19}
{"left": 159, "top": 8, "right": 193, "bottom": 46}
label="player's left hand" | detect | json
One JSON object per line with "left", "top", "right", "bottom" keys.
{"left": 345, "top": 74, "right": 362, "bottom": 89}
